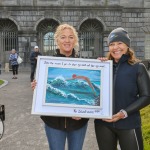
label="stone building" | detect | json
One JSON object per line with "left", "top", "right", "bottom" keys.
{"left": 0, "top": 0, "right": 150, "bottom": 69}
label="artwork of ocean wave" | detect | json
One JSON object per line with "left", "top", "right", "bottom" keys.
{"left": 45, "top": 67, "right": 101, "bottom": 107}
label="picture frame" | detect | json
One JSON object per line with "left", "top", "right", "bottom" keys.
{"left": 31, "top": 56, "right": 113, "bottom": 119}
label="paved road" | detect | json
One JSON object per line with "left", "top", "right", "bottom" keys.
{"left": 0, "top": 71, "right": 98, "bottom": 150}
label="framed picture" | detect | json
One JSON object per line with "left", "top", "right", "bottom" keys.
{"left": 31, "top": 56, "right": 113, "bottom": 119}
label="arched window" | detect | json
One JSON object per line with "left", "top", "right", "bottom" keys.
{"left": 79, "top": 19, "right": 103, "bottom": 58}
{"left": 37, "top": 19, "right": 59, "bottom": 56}
{"left": 0, "top": 19, "right": 18, "bottom": 65}
{"left": 43, "top": 32, "right": 55, "bottom": 53}
{"left": 0, "top": 19, "right": 18, "bottom": 52}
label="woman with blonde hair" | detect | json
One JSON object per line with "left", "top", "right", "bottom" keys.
{"left": 31, "top": 23, "right": 88, "bottom": 150}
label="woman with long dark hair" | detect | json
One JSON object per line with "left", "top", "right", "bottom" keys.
{"left": 95, "top": 27, "right": 150, "bottom": 150}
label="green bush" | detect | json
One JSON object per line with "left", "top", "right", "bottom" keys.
{"left": 0, "top": 80, "right": 4, "bottom": 85}
{"left": 141, "top": 105, "right": 150, "bottom": 150}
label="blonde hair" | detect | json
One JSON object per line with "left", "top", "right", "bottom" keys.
{"left": 107, "top": 48, "right": 141, "bottom": 65}
{"left": 54, "top": 23, "right": 79, "bottom": 53}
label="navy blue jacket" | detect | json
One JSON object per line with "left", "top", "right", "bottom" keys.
{"left": 41, "top": 49, "right": 89, "bottom": 131}
{"left": 95, "top": 54, "right": 150, "bottom": 129}
{"left": 30, "top": 51, "right": 42, "bottom": 65}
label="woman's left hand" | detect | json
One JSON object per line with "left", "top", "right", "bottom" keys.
{"left": 102, "top": 112, "right": 125, "bottom": 122}
{"left": 97, "top": 57, "right": 108, "bottom": 61}
{"left": 72, "top": 117, "right": 81, "bottom": 120}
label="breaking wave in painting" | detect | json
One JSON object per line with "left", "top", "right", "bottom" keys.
{"left": 45, "top": 76, "right": 100, "bottom": 106}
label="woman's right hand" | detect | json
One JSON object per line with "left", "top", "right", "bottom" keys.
{"left": 31, "top": 80, "right": 37, "bottom": 90}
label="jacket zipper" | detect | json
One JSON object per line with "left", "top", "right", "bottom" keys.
{"left": 65, "top": 117, "right": 67, "bottom": 128}
{"left": 113, "top": 63, "right": 120, "bottom": 128}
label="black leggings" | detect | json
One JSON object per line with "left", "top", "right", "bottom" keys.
{"left": 12, "top": 65, "right": 18, "bottom": 75}
{"left": 95, "top": 123, "right": 143, "bottom": 150}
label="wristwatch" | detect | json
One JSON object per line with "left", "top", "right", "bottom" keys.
{"left": 120, "top": 109, "right": 128, "bottom": 119}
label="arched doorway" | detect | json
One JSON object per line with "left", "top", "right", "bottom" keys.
{"left": 0, "top": 19, "right": 18, "bottom": 65}
{"left": 37, "top": 19, "right": 59, "bottom": 56}
{"left": 79, "top": 19, "right": 104, "bottom": 58}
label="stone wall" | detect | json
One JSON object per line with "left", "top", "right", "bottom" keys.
{"left": 0, "top": 0, "right": 150, "bottom": 64}
{"left": 0, "top": 0, "right": 150, "bottom": 7}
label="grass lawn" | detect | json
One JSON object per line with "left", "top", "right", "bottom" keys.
{"left": 141, "top": 105, "right": 150, "bottom": 150}
{"left": 0, "top": 79, "right": 4, "bottom": 85}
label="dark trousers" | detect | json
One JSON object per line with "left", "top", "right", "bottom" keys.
{"left": 12, "top": 65, "right": 18, "bottom": 75}
{"left": 30, "top": 64, "right": 36, "bottom": 82}
{"left": 95, "top": 123, "right": 143, "bottom": 150}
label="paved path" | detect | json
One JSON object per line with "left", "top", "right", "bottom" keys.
{"left": 0, "top": 71, "right": 98, "bottom": 150}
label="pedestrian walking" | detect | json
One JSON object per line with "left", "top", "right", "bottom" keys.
{"left": 9, "top": 49, "right": 19, "bottom": 79}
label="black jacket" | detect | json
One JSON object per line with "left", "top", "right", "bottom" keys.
{"left": 30, "top": 51, "right": 42, "bottom": 65}
{"left": 95, "top": 54, "right": 150, "bottom": 129}
{"left": 41, "top": 49, "right": 89, "bottom": 131}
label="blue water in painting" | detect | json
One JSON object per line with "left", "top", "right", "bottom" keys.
{"left": 45, "top": 68, "right": 101, "bottom": 106}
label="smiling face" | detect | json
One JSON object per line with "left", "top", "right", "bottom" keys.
{"left": 57, "top": 28, "right": 76, "bottom": 56}
{"left": 109, "top": 41, "right": 128, "bottom": 62}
